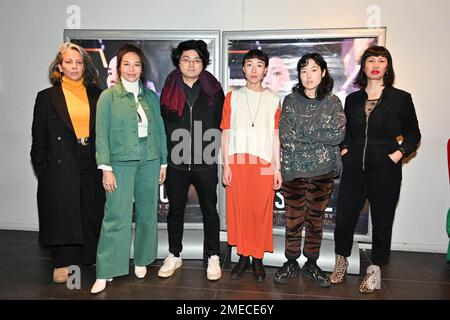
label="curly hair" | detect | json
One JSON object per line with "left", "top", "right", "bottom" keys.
{"left": 171, "top": 40, "right": 210, "bottom": 69}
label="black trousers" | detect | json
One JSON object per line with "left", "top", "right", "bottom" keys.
{"left": 51, "top": 144, "right": 102, "bottom": 268}
{"left": 166, "top": 165, "right": 220, "bottom": 257}
{"left": 334, "top": 167, "right": 402, "bottom": 266}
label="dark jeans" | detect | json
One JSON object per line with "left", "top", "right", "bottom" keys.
{"left": 334, "top": 167, "right": 401, "bottom": 266}
{"left": 166, "top": 165, "right": 220, "bottom": 257}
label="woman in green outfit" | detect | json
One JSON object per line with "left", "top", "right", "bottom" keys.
{"left": 91, "top": 44, "right": 168, "bottom": 294}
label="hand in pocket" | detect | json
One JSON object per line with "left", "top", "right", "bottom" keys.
{"left": 388, "top": 150, "right": 403, "bottom": 164}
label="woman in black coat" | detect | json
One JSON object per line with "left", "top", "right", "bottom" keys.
{"left": 31, "top": 43, "right": 105, "bottom": 283}
{"left": 330, "top": 46, "right": 421, "bottom": 293}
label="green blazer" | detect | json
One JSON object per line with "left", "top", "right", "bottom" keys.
{"left": 96, "top": 80, "right": 167, "bottom": 166}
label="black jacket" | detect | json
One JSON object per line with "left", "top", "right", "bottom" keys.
{"left": 30, "top": 85, "right": 105, "bottom": 245}
{"left": 341, "top": 86, "right": 421, "bottom": 172}
{"left": 161, "top": 88, "right": 225, "bottom": 171}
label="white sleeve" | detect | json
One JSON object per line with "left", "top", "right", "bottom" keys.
{"left": 98, "top": 164, "right": 113, "bottom": 171}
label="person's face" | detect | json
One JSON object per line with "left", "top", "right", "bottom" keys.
{"left": 364, "top": 55, "right": 388, "bottom": 81}
{"left": 179, "top": 50, "right": 203, "bottom": 82}
{"left": 263, "top": 57, "right": 289, "bottom": 93}
{"left": 119, "top": 51, "right": 142, "bottom": 82}
{"left": 299, "top": 59, "right": 326, "bottom": 93}
{"left": 58, "top": 49, "right": 84, "bottom": 81}
{"left": 106, "top": 56, "right": 118, "bottom": 87}
{"left": 242, "top": 58, "right": 267, "bottom": 85}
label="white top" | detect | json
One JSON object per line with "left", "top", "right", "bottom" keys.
{"left": 121, "top": 77, "right": 148, "bottom": 138}
{"left": 226, "top": 87, "right": 280, "bottom": 163}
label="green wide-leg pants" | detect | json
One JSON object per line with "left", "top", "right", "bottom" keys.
{"left": 96, "top": 138, "right": 159, "bottom": 279}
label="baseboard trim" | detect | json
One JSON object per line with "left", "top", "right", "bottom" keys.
{"left": 0, "top": 223, "right": 39, "bottom": 231}
{"left": 0, "top": 224, "right": 447, "bottom": 254}
{"left": 359, "top": 242, "right": 447, "bottom": 254}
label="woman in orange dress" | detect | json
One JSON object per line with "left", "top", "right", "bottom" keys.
{"left": 221, "top": 49, "right": 282, "bottom": 282}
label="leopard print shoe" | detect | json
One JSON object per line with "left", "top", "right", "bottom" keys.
{"left": 330, "top": 255, "right": 348, "bottom": 284}
{"left": 359, "top": 265, "right": 381, "bottom": 293}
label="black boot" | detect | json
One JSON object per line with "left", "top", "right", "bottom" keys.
{"left": 301, "top": 259, "right": 331, "bottom": 288}
{"left": 230, "top": 255, "right": 249, "bottom": 280}
{"left": 273, "top": 260, "right": 301, "bottom": 284}
{"left": 252, "top": 258, "right": 266, "bottom": 283}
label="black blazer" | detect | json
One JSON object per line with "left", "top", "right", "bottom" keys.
{"left": 341, "top": 86, "right": 421, "bottom": 172}
{"left": 31, "top": 84, "right": 105, "bottom": 245}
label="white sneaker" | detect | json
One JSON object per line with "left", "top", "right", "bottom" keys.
{"left": 158, "top": 253, "right": 182, "bottom": 278}
{"left": 90, "top": 278, "right": 113, "bottom": 294}
{"left": 134, "top": 266, "right": 147, "bottom": 279}
{"left": 207, "top": 255, "right": 222, "bottom": 281}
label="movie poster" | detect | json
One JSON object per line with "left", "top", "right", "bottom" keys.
{"left": 67, "top": 31, "right": 220, "bottom": 224}
{"left": 223, "top": 30, "right": 385, "bottom": 237}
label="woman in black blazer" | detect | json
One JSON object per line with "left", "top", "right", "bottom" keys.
{"left": 31, "top": 43, "right": 105, "bottom": 283}
{"left": 330, "top": 46, "right": 421, "bottom": 293}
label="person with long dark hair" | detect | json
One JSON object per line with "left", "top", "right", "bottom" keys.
{"left": 331, "top": 46, "right": 421, "bottom": 293}
{"left": 91, "top": 44, "right": 167, "bottom": 293}
{"left": 31, "top": 42, "right": 105, "bottom": 284}
{"left": 273, "top": 53, "right": 345, "bottom": 287}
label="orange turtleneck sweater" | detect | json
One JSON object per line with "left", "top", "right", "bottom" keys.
{"left": 61, "top": 76, "right": 90, "bottom": 139}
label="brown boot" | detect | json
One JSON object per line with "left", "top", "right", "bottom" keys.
{"left": 53, "top": 267, "right": 69, "bottom": 283}
{"left": 330, "top": 255, "right": 348, "bottom": 284}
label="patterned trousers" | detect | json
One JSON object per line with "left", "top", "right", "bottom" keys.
{"left": 283, "top": 172, "right": 334, "bottom": 260}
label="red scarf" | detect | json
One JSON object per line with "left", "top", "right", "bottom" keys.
{"left": 160, "top": 69, "right": 222, "bottom": 117}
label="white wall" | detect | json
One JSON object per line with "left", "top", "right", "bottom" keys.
{"left": 0, "top": 0, "right": 449, "bottom": 252}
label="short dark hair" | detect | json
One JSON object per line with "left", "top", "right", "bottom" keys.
{"left": 293, "top": 52, "right": 334, "bottom": 100}
{"left": 117, "top": 44, "right": 147, "bottom": 83}
{"left": 171, "top": 40, "right": 210, "bottom": 69}
{"left": 242, "top": 49, "right": 269, "bottom": 68}
{"left": 354, "top": 45, "right": 395, "bottom": 88}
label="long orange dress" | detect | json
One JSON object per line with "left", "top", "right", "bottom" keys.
{"left": 221, "top": 87, "right": 280, "bottom": 259}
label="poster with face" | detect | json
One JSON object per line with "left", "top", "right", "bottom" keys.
{"left": 223, "top": 28, "right": 386, "bottom": 239}
{"left": 66, "top": 28, "right": 386, "bottom": 240}
{"left": 65, "top": 30, "right": 220, "bottom": 226}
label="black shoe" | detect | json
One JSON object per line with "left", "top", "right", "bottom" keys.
{"left": 273, "top": 260, "right": 301, "bottom": 284}
{"left": 301, "top": 261, "right": 331, "bottom": 288}
{"left": 252, "top": 258, "right": 266, "bottom": 283}
{"left": 230, "top": 256, "right": 249, "bottom": 280}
